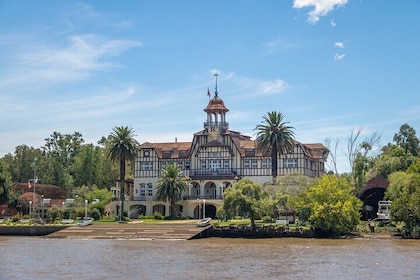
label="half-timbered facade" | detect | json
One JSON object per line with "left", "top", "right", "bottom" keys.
{"left": 115, "top": 88, "right": 328, "bottom": 219}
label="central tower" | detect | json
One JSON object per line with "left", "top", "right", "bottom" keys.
{"left": 203, "top": 74, "right": 229, "bottom": 141}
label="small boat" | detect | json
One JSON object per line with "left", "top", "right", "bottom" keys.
{"left": 77, "top": 217, "right": 94, "bottom": 227}
{"left": 197, "top": 217, "right": 212, "bottom": 227}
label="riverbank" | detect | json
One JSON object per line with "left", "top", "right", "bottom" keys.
{"left": 1, "top": 222, "right": 407, "bottom": 240}
{"left": 0, "top": 224, "right": 68, "bottom": 236}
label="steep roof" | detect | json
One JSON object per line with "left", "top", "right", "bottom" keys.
{"left": 140, "top": 141, "right": 192, "bottom": 159}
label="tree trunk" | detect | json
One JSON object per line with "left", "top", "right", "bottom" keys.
{"left": 170, "top": 197, "right": 176, "bottom": 218}
{"left": 120, "top": 157, "right": 125, "bottom": 221}
{"left": 271, "top": 145, "right": 278, "bottom": 185}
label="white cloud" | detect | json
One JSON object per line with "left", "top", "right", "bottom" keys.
{"left": 258, "top": 79, "right": 288, "bottom": 95}
{"left": 334, "top": 53, "right": 346, "bottom": 61}
{"left": 335, "top": 42, "right": 345, "bottom": 48}
{"left": 0, "top": 34, "right": 141, "bottom": 89}
{"left": 263, "top": 38, "right": 295, "bottom": 55}
{"left": 293, "top": 0, "right": 348, "bottom": 24}
{"left": 330, "top": 19, "right": 337, "bottom": 26}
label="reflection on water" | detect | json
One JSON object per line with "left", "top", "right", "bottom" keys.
{"left": 1, "top": 237, "right": 419, "bottom": 280}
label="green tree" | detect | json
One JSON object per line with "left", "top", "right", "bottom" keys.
{"left": 385, "top": 171, "right": 420, "bottom": 233}
{"left": 265, "top": 174, "right": 316, "bottom": 220}
{"left": 296, "top": 174, "right": 362, "bottom": 236}
{"left": 223, "top": 178, "right": 268, "bottom": 229}
{"left": 254, "top": 111, "right": 295, "bottom": 184}
{"left": 155, "top": 163, "right": 189, "bottom": 218}
{"left": 73, "top": 144, "right": 98, "bottom": 187}
{"left": 107, "top": 126, "right": 139, "bottom": 221}
{"left": 372, "top": 144, "right": 416, "bottom": 178}
{"left": 42, "top": 131, "right": 84, "bottom": 189}
{"left": 393, "top": 123, "right": 420, "bottom": 156}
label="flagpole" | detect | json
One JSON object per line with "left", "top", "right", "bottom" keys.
{"left": 30, "top": 159, "right": 40, "bottom": 217}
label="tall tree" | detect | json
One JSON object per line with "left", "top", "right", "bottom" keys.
{"left": 393, "top": 123, "right": 420, "bottom": 156}
{"left": 107, "top": 126, "right": 139, "bottom": 221}
{"left": 42, "top": 131, "right": 84, "bottom": 189}
{"left": 254, "top": 111, "right": 295, "bottom": 184}
{"left": 155, "top": 163, "right": 189, "bottom": 218}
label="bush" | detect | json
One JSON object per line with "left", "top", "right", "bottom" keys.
{"left": 90, "top": 208, "right": 101, "bottom": 220}
{"left": 11, "top": 214, "right": 22, "bottom": 222}
{"left": 262, "top": 216, "right": 273, "bottom": 223}
{"left": 62, "top": 209, "right": 71, "bottom": 219}
{"left": 153, "top": 212, "right": 163, "bottom": 220}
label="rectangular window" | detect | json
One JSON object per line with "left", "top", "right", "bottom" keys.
{"left": 223, "top": 160, "right": 230, "bottom": 169}
{"left": 141, "top": 162, "right": 153, "bottom": 171}
{"left": 244, "top": 159, "right": 250, "bottom": 169}
{"left": 261, "top": 159, "right": 268, "bottom": 169}
{"left": 140, "top": 183, "right": 146, "bottom": 196}
{"left": 147, "top": 183, "right": 153, "bottom": 197}
{"left": 284, "top": 158, "right": 298, "bottom": 168}
{"left": 200, "top": 160, "right": 207, "bottom": 169}
{"left": 252, "top": 159, "right": 258, "bottom": 168}
{"left": 185, "top": 161, "right": 190, "bottom": 169}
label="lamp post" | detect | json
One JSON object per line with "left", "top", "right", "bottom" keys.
{"left": 197, "top": 198, "right": 201, "bottom": 219}
{"left": 29, "top": 158, "right": 39, "bottom": 217}
{"left": 75, "top": 195, "right": 78, "bottom": 219}
{"left": 203, "top": 199, "right": 206, "bottom": 219}
{"left": 84, "top": 200, "right": 88, "bottom": 219}
{"left": 29, "top": 201, "right": 32, "bottom": 216}
{"left": 41, "top": 195, "right": 45, "bottom": 220}
{"left": 119, "top": 200, "right": 122, "bottom": 222}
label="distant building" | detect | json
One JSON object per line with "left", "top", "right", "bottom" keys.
{"left": 112, "top": 85, "right": 328, "bottom": 219}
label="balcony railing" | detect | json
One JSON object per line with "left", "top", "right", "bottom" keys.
{"left": 183, "top": 195, "right": 223, "bottom": 200}
{"left": 204, "top": 121, "right": 229, "bottom": 127}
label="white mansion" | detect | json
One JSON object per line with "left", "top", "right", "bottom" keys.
{"left": 111, "top": 88, "right": 328, "bottom": 219}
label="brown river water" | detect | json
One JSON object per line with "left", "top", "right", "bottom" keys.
{"left": 0, "top": 237, "right": 419, "bottom": 280}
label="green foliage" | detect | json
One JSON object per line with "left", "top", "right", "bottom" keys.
{"left": 216, "top": 207, "right": 226, "bottom": 221}
{"left": 49, "top": 207, "right": 60, "bottom": 223}
{"left": 11, "top": 214, "right": 21, "bottom": 223}
{"left": 153, "top": 212, "right": 164, "bottom": 220}
{"left": 296, "top": 174, "right": 363, "bottom": 236}
{"left": 385, "top": 171, "right": 420, "bottom": 233}
{"left": 62, "top": 208, "right": 71, "bottom": 219}
{"left": 155, "top": 163, "right": 189, "bottom": 218}
{"left": 107, "top": 126, "right": 139, "bottom": 221}
{"left": 223, "top": 178, "right": 268, "bottom": 228}
{"left": 73, "top": 185, "right": 113, "bottom": 204}
{"left": 393, "top": 123, "right": 420, "bottom": 157}
{"left": 254, "top": 111, "right": 295, "bottom": 183}
{"left": 373, "top": 145, "right": 417, "bottom": 178}
{"left": 90, "top": 208, "right": 101, "bottom": 220}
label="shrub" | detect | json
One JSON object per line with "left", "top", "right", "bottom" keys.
{"left": 62, "top": 209, "right": 71, "bottom": 219}
{"left": 262, "top": 216, "right": 273, "bottom": 223}
{"left": 153, "top": 212, "right": 163, "bottom": 220}
{"left": 90, "top": 208, "right": 101, "bottom": 220}
{"left": 11, "top": 214, "right": 21, "bottom": 223}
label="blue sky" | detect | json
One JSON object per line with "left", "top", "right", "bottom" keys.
{"left": 1, "top": 0, "right": 419, "bottom": 173}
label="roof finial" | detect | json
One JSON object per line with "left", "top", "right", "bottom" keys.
{"left": 213, "top": 72, "right": 219, "bottom": 97}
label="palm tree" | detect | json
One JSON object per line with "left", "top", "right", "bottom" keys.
{"left": 254, "top": 111, "right": 295, "bottom": 185}
{"left": 107, "top": 126, "right": 139, "bottom": 221}
{"left": 155, "top": 163, "right": 189, "bottom": 218}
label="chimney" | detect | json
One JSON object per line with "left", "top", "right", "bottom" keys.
{"left": 175, "top": 137, "right": 177, "bottom": 143}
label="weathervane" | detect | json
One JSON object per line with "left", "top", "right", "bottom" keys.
{"left": 213, "top": 72, "right": 219, "bottom": 97}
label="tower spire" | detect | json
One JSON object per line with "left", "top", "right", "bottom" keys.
{"left": 213, "top": 73, "right": 219, "bottom": 97}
